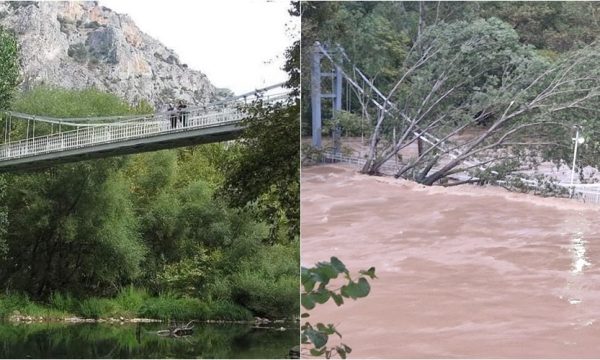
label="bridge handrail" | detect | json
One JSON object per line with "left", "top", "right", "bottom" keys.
{"left": 1, "top": 83, "right": 291, "bottom": 126}
{"left": 0, "top": 108, "right": 240, "bottom": 161}
{"left": 322, "top": 152, "right": 600, "bottom": 204}
{"left": 0, "top": 92, "right": 289, "bottom": 161}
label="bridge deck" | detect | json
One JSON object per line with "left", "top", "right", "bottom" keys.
{"left": 0, "top": 122, "right": 241, "bottom": 172}
{"left": 0, "top": 84, "right": 289, "bottom": 172}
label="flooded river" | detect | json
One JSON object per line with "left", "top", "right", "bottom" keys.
{"left": 301, "top": 164, "right": 600, "bottom": 358}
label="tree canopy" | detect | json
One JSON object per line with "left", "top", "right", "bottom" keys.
{"left": 0, "top": 26, "right": 19, "bottom": 111}
{"left": 0, "top": 87, "right": 299, "bottom": 319}
{"left": 220, "top": 3, "right": 300, "bottom": 242}
{"left": 303, "top": 1, "right": 600, "bottom": 186}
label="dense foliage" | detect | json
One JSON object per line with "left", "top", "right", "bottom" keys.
{"left": 302, "top": 2, "right": 600, "bottom": 185}
{"left": 0, "top": 26, "right": 19, "bottom": 110}
{"left": 0, "top": 26, "right": 19, "bottom": 262}
{"left": 301, "top": 257, "right": 376, "bottom": 359}
{"left": 0, "top": 87, "right": 299, "bottom": 320}
{"left": 220, "top": 22, "right": 300, "bottom": 242}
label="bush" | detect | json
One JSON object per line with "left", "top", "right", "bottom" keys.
{"left": 137, "top": 293, "right": 252, "bottom": 321}
{"left": 232, "top": 271, "right": 298, "bottom": 319}
{"left": 138, "top": 294, "right": 208, "bottom": 320}
{"left": 78, "top": 297, "right": 117, "bottom": 319}
{"left": 230, "top": 243, "right": 299, "bottom": 319}
{"left": 203, "top": 300, "right": 252, "bottom": 321}
{"left": 205, "top": 277, "right": 233, "bottom": 301}
{"left": 114, "top": 285, "right": 147, "bottom": 314}
{"left": 49, "top": 292, "right": 77, "bottom": 313}
{"left": 0, "top": 293, "right": 68, "bottom": 319}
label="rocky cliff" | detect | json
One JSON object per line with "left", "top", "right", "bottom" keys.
{"left": 0, "top": 1, "right": 221, "bottom": 110}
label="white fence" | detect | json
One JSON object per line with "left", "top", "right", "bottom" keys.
{"left": 320, "top": 152, "right": 600, "bottom": 205}
{"left": 0, "top": 91, "right": 289, "bottom": 162}
{"left": 0, "top": 108, "right": 242, "bottom": 160}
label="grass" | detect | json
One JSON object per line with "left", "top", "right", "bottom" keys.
{"left": 0, "top": 293, "right": 70, "bottom": 319}
{"left": 0, "top": 287, "right": 253, "bottom": 321}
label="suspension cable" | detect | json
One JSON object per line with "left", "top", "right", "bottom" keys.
{"left": 346, "top": 76, "right": 350, "bottom": 111}
{"left": 3, "top": 114, "right": 7, "bottom": 144}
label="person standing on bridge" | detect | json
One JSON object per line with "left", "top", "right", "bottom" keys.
{"left": 168, "top": 103, "right": 177, "bottom": 129}
{"left": 177, "top": 100, "right": 188, "bottom": 127}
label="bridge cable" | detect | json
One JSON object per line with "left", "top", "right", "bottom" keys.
{"left": 346, "top": 75, "right": 350, "bottom": 111}
{"left": 3, "top": 114, "right": 7, "bottom": 144}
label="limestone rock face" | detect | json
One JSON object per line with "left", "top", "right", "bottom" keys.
{"left": 0, "top": 1, "right": 218, "bottom": 110}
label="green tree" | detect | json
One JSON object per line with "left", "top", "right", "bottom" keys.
{"left": 0, "top": 26, "right": 19, "bottom": 110}
{"left": 220, "top": 4, "right": 300, "bottom": 242}
{"left": 0, "top": 176, "right": 7, "bottom": 258}
{"left": 0, "top": 26, "right": 20, "bottom": 253}
{"left": 0, "top": 88, "right": 147, "bottom": 299}
{"left": 124, "top": 146, "right": 299, "bottom": 318}
{"left": 479, "top": 2, "right": 600, "bottom": 53}
{"left": 359, "top": 17, "right": 600, "bottom": 185}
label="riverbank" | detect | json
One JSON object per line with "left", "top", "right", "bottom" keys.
{"left": 302, "top": 164, "right": 600, "bottom": 358}
{"left": 0, "top": 286, "right": 294, "bottom": 324}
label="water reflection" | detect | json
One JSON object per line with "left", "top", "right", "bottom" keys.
{"left": 0, "top": 322, "right": 298, "bottom": 359}
{"left": 563, "top": 214, "right": 592, "bottom": 309}
{"left": 570, "top": 231, "right": 591, "bottom": 275}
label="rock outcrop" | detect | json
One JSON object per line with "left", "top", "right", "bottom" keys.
{"left": 0, "top": 1, "right": 220, "bottom": 110}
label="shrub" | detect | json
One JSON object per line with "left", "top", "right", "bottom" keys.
{"left": 0, "top": 293, "right": 68, "bottom": 319}
{"left": 204, "top": 300, "right": 252, "bottom": 321}
{"left": 114, "top": 285, "right": 147, "bottom": 314}
{"left": 230, "top": 244, "right": 299, "bottom": 319}
{"left": 49, "top": 292, "right": 77, "bottom": 313}
{"left": 232, "top": 271, "right": 298, "bottom": 319}
{"left": 138, "top": 294, "right": 208, "bottom": 320}
{"left": 78, "top": 297, "right": 117, "bottom": 319}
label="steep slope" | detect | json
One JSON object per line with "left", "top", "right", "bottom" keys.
{"left": 0, "top": 1, "right": 220, "bottom": 110}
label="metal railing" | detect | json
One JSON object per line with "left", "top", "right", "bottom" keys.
{"left": 320, "top": 152, "right": 600, "bottom": 205}
{"left": 0, "top": 84, "right": 290, "bottom": 162}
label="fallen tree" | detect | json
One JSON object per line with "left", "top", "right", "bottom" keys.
{"left": 358, "top": 18, "right": 600, "bottom": 185}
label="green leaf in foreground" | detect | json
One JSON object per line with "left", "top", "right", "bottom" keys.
{"left": 301, "top": 293, "right": 315, "bottom": 310}
{"left": 359, "top": 267, "right": 377, "bottom": 279}
{"left": 305, "top": 328, "right": 328, "bottom": 349}
{"left": 330, "top": 256, "right": 348, "bottom": 274}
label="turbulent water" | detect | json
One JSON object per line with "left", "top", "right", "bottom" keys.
{"left": 0, "top": 322, "right": 297, "bottom": 358}
{"left": 302, "top": 164, "right": 600, "bottom": 358}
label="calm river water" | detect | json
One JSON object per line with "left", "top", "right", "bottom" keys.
{"left": 0, "top": 322, "right": 298, "bottom": 358}
{"left": 302, "top": 164, "right": 600, "bottom": 358}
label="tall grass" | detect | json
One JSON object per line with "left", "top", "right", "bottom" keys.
{"left": 0, "top": 293, "right": 69, "bottom": 319}
{"left": 0, "top": 287, "right": 253, "bottom": 321}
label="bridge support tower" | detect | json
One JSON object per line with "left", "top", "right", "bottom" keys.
{"left": 311, "top": 42, "right": 343, "bottom": 152}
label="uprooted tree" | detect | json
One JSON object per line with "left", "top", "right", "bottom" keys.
{"left": 354, "top": 17, "right": 600, "bottom": 185}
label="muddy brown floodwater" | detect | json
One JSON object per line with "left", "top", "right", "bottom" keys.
{"left": 301, "top": 164, "right": 600, "bottom": 358}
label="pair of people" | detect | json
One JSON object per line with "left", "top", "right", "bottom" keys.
{"left": 167, "top": 100, "right": 188, "bottom": 129}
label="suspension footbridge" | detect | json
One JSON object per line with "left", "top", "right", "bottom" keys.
{"left": 0, "top": 83, "right": 289, "bottom": 172}
{"left": 310, "top": 42, "right": 600, "bottom": 204}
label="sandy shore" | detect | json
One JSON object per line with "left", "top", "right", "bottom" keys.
{"left": 301, "top": 164, "right": 600, "bottom": 358}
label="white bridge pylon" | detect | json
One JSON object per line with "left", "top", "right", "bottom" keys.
{"left": 0, "top": 83, "right": 290, "bottom": 172}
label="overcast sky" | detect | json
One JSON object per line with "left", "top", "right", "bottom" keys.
{"left": 99, "top": 0, "right": 297, "bottom": 94}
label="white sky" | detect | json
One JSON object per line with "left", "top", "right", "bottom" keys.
{"left": 99, "top": 0, "right": 298, "bottom": 94}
